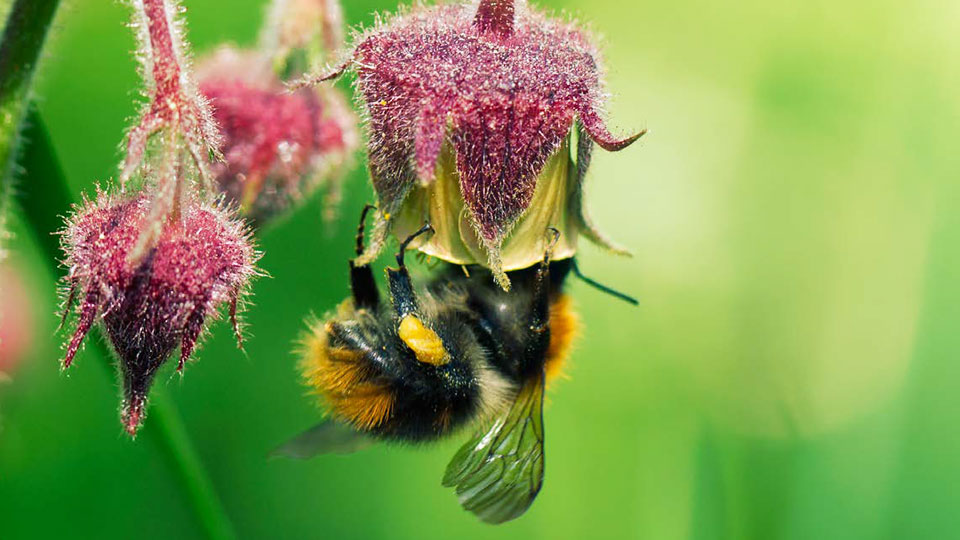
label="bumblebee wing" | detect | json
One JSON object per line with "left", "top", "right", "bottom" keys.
{"left": 442, "top": 375, "right": 545, "bottom": 524}
{"left": 271, "top": 419, "right": 374, "bottom": 459}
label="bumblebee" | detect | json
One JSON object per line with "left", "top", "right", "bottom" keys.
{"left": 280, "top": 206, "right": 580, "bottom": 523}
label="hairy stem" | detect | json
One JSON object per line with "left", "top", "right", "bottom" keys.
{"left": 18, "top": 108, "right": 236, "bottom": 540}
{"left": 0, "top": 0, "right": 61, "bottom": 254}
{"left": 140, "top": 0, "right": 184, "bottom": 98}
{"left": 122, "top": 0, "right": 220, "bottom": 187}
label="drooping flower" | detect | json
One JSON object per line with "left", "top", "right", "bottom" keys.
{"left": 310, "top": 0, "right": 642, "bottom": 288}
{"left": 192, "top": 0, "right": 358, "bottom": 224}
{"left": 57, "top": 0, "right": 261, "bottom": 436}
{"left": 196, "top": 45, "right": 357, "bottom": 224}
{"left": 60, "top": 191, "right": 257, "bottom": 435}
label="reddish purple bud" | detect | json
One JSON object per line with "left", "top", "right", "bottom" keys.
{"left": 324, "top": 0, "right": 642, "bottom": 287}
{"left": 60, "top": 191, "right": 257, "bottom": 436}
{"left": 196, "top": 47, "right": 357, "bottom": 223}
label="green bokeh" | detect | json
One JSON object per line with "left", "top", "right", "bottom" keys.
{"left": 1, "top": 0, "right": 959, "bottom": 538}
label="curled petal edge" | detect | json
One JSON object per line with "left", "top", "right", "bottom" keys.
{"left": 579, "top": 108, "right": 646, "bottom": 152}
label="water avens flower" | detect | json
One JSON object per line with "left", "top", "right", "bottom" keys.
{"left": 60, "top": 191, "right": 257, "bottom": 436}
{"left": 196, "top": 45, "right": 357, "bottom": 224}
{"left": 312, "top": 0, "right": 642, "bottom": 288}
{"left": 57, "top": 0, "right": 260, "bottom": 436}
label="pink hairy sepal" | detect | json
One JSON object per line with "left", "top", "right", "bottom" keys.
{"left": 343, "top": 1, "right": 641, "bottom": 265}
{"left": 60, "top": 191, "right": 257, "bottom": 435}
{"left": 197, "top": 48, "right": 357, "bottom": 223}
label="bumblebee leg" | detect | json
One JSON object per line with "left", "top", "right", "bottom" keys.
{"left": 386, "top": 224, "right": 452, "bottom": 367}
{"left": 350, "top": 205, "right": 380, "bottom": 309}
{"left": 387, "top": 223, "right": 433, "bottom": 318}
{"left": 530, "top": 228, "right": 561, "bottom": 331}
{"left": 519, "top": 229, "right": 560, "bottom": 377}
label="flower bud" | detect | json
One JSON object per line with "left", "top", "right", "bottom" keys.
{"left": 196, "top": 46, "right": 357, "bottom": 224}
{"left": 60, "top": 191, "right": 257, "bottom": 436}
{"left": 317, "top": 0, "right": 642, "bottom": 288}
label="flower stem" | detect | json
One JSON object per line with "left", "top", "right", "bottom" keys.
{"left": 0, "top": 0, "right": 61, "bottom": 253}
{"left": 18, "top": 107, "right": 237, "bottom": 540}
{"left": 150, "top": 387, "right": 238, "bottom": 540}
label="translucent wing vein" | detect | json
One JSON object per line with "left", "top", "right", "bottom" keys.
{"left": 442, "top": 375, "right": 546, "bottom": 524}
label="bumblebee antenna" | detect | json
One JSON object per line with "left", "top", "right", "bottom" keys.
{"left": 571, "top": 259, "right": 639, "bottom": 306}
{"left": 396, "top": 223, "right": 434, "bottom": 268}
{"left": 388, "top": 223, "right": 434, "bottom": 318}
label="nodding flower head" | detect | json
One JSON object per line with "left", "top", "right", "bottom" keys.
{"left": 313, "top": 0, "right": 643, "bottom": 289}
{"left": 196, "top": 46, "right": 357, "bottom": 224}
{"left": 60, "top": 191, "right": 258, "bottom": 436}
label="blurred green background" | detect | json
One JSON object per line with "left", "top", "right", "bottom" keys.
{"left": 2, "top": 0, "right": 959, "bottom": 538}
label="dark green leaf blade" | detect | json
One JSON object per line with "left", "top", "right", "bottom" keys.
{"left": 442, "top": 376, "right": 545, "bottom": 524}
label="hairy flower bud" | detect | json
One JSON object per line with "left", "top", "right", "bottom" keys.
{"left": 314, "top": 0, "right": 642, "bottom": 288}
{"left": 60, "top": 191, "right": 257, "bottom": 435}
{"left": 196, "top": 46, "right": 357, "bottom": 224}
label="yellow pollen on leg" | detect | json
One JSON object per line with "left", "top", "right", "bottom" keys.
{"left": 398, "top": 315, "right": 450, "bottom": 366}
